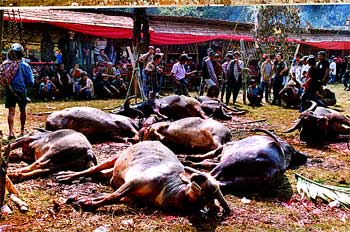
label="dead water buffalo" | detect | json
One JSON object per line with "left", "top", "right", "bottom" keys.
{"left": 46, "top": 107, "right": 140, "bottom": 142}
{"left": 142, "top": 117, "right": 232, "bottom": 153}
{"left": 185, "top": 129, "right": 307, "bottom": 192}
{"left": 56, "top": 141, "right": 230, "bottom": 216}
{"left": 285, "top": 101, "right": 350, "bottom": 143}
{"left": 198, "top": 96, "right": 246, "bottom": 120}
{"left": 279, "top": 85, "right": 300, "bottom": 108}
{"left": 113, "top": 95, "right": 207, "bottom": 120}
{"left": 319, "top": 88, "right": 336, "bottom": 106}
{"left": 8, "top": 129, "right": 97, "bottom": 182}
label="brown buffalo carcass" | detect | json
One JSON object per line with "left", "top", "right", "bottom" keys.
{"left": 113, "top": 95, "right": 207, "bottom": 120}
{"left": 184, "top": 129, "right": 307, "bottom": 193}
{"left": 55, "top": 141, "right": 230, "bottom": 216}
{"left": 8, "top": 129, "right": 97, "bottom": 182}
{"left": 285, "top": 101, "right": 350, "bottom": 143}
{"left": 46, "top": 107, "right": 140, "bottom": 143}
{"left": 142, "top": 117, "right": 232, "bottom": 153}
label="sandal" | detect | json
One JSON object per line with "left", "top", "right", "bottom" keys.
{"left": 8, "top": 135, "right": 16, "bottom": 140}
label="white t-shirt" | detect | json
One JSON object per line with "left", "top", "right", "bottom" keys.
{"left": 233, "top": 60, "right": 244, "bottom": 80}
{"left": 301, "top": 64, "right": 309, "bottom": 75}
{"left": 291, "top": 63, "right": 302, "bottom": 82}
{"left": 94, "top": 39, "right": 107, "bottom": 55}
{"left": 171, "top": 62, "right": 186, "bottom": 80}
{"left": 329, "top": 61, "right": 337, "bottom": 75}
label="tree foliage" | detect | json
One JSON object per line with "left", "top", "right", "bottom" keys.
{"left": 146, "top": 5, "right": 350, "bottom": 30}
{"left": 255, "top": 5, "right": 302, "bottom": 58}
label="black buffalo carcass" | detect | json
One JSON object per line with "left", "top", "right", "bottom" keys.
{"left": 279, "top": 84, "right": 300, "bottom": 108}
{"left": 46, "top": 107, "right": 141, "bottom": 143}
{"left": 113, "top": 95, "right": 207, "bottom": 120}
{"left": 184, "top": 129, "right": 307, "bottom": 193}
{"left": 55, "top": 141, "right": 230, "bottom": 216}
{"left": 197, "top": 96, "right": 246, "bottom": 120}
{"left": 285, "top": 101, "right": 350, "bottom": 143}
{"left": 8, "top": 129, "right": 97, "bottom": 182}
{"left": 142, "top": 117, "right": 232, "bottom": 153}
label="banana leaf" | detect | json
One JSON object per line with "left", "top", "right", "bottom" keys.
{"left": 295, "top": 173, "right": 350, "bottom": 208}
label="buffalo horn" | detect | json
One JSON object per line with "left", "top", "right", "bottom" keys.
{"left": 284, "top": 119, "right": 302, "bottom": 133}
{"left": 123, "top": 95, "right": 137, "bottom": 109}
{"left": 304, "top": 100, "right": 317, "bottom": 112}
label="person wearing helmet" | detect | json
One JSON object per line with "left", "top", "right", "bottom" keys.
{"left": 0, "top": 43, "right": 34, "bottom": 139}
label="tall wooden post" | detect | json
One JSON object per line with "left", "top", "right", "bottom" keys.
{"left": 0, "top": 10, "right": 4, "bottom": 61}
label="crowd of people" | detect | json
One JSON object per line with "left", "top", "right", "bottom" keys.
{"left": 27, "top": 49, "right": 130, "bottom": 101}
{"left": 139, "top": 45, "right": 348, "bottom": 113}
{"left": 3, "top": 34, "right": 350, "bottom": 111}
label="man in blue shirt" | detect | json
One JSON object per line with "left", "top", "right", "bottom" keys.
{"left": 1, "top": 43, "right": 34, "bottom": 139}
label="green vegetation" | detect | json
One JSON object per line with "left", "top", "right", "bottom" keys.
{"left": 146, "top": 5, "right": 350, "bottom": 30}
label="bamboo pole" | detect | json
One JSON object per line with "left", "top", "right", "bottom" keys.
{"left": 0, "top": 10, "right": 4, "bottom": 60}
{"left": 0, "top": 144, "right": 10, "bottom": 207}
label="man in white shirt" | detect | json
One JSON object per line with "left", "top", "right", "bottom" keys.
{"left": 301, "top": 56, "right": 310, "bottom": 77}
{"left": 291, "top": 53, "right": 303, "bottom": 86}
{"left": 170, "top": 54, "right": 190, "bottom": 96}
{"left": 328, "top": 57, "right": 337, "bottom": 84}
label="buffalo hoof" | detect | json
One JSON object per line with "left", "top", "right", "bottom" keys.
{"left": 66, "top": 195, "right": 97, "bottom": 212}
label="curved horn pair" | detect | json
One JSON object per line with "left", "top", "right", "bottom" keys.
{"left": 284, "top": 101, "right": 317, "bottom": 133}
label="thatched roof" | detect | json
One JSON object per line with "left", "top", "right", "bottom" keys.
{"left": 3, "top": 9, "right": 350, "bottom": 49}
{"left": 3, "top": 9, "right": 133, "bottom": 29}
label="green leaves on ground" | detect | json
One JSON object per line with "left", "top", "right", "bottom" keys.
{"left": 295, "top": 173, "right": 350, "bottom": 208}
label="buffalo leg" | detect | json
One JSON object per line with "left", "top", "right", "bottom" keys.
{"left": 55, "top": 155, "right": 119, "bottom": 182}
{"left": 8, "top": 168, "right": 50, "bottom": 182}
{"left": 8, "top": 158, "right": 50, "bottom": 175}
{"left": 72, "top": 181, "right": 139, "bottom": 211}
{"left": 112, "top": 135, "right": 139, "bottom": 144}
{"left": 186, "top": 146, "right": 223, "bottom": 162}
{"left": 182, "top": 159, "right": 219, "bottom": 170}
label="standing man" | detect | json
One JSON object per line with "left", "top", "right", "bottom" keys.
{"left": 220, "top": 52, "right": 233, "bottom": 102}
{"left": 139, "top": 46, "right": 155, "bottom": 97}
{"left": 0, "top": 43, "right": 34, "bottom": 139}
{"left": 328, "top": 57, "right": 337, "bottom": 84}
{"left": 290, "top": 53, "right": 303, "bottom": 88}
{"left": 170, "top": 54, "right": 190, "bottom": 96}
{"left": 260, "top": 54, "right": 273, "bottom": 103}
{"left": 300, "top": 56, "right": 327, "bottom": 112}
{"left": 342, "top": 56, "right": 350, "bottom": 90}
{"left": 65, "top": 31, "right": 79, "bottom": 70}
{"left": 226, "top": 51, "right": 244, "bottom": 106}
{"left": 316, "top": 51, "right": 330, "bottom": 87}
{"left": 272, "top": 52, "right": 288, "bottom": 106}
{"left": 202, "top": 51, "right": 219, "bottom": 92}
{"left": 144, "top": 54, "right": 162, "bottom": 99}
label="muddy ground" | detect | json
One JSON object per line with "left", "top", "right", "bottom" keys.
{"left": 0, "top": 84, "right": 350, "bottom": 231}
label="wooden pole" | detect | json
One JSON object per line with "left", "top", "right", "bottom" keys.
{"left": 0, "top": 10, "right": 4, "bottom": 61}
{"left": 0, "top": 144, "right": 10, "bottom": 207}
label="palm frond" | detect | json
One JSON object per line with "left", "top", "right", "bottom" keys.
{"left": 295, "top": 173, "right": 350, "bottom": 207}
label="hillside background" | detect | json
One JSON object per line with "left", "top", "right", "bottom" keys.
{"left": 143, "top": 5, "right": 349, "bottom": 30}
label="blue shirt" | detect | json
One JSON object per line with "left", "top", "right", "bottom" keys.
{"left": 55, "top": 53, "right": 63, "bottom": 64}
{"left": 11, "top": 61, "right": 34, "bottom": 93}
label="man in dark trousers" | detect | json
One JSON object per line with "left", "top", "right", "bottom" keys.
{"left": 316, "top": 51, "right": 330, "bottom": 87}
{"left": 226, "top": 51, "right": 244, "bottom": 106}
{"left": 0, "top": 43, "right": 34, "bottom": 139}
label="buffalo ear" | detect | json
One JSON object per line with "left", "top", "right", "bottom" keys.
{"left": 190, "top": 173, "right": 207, "bottom": 184}
{"left": 190, "top": 173, "right": 208, "bottom": 193}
